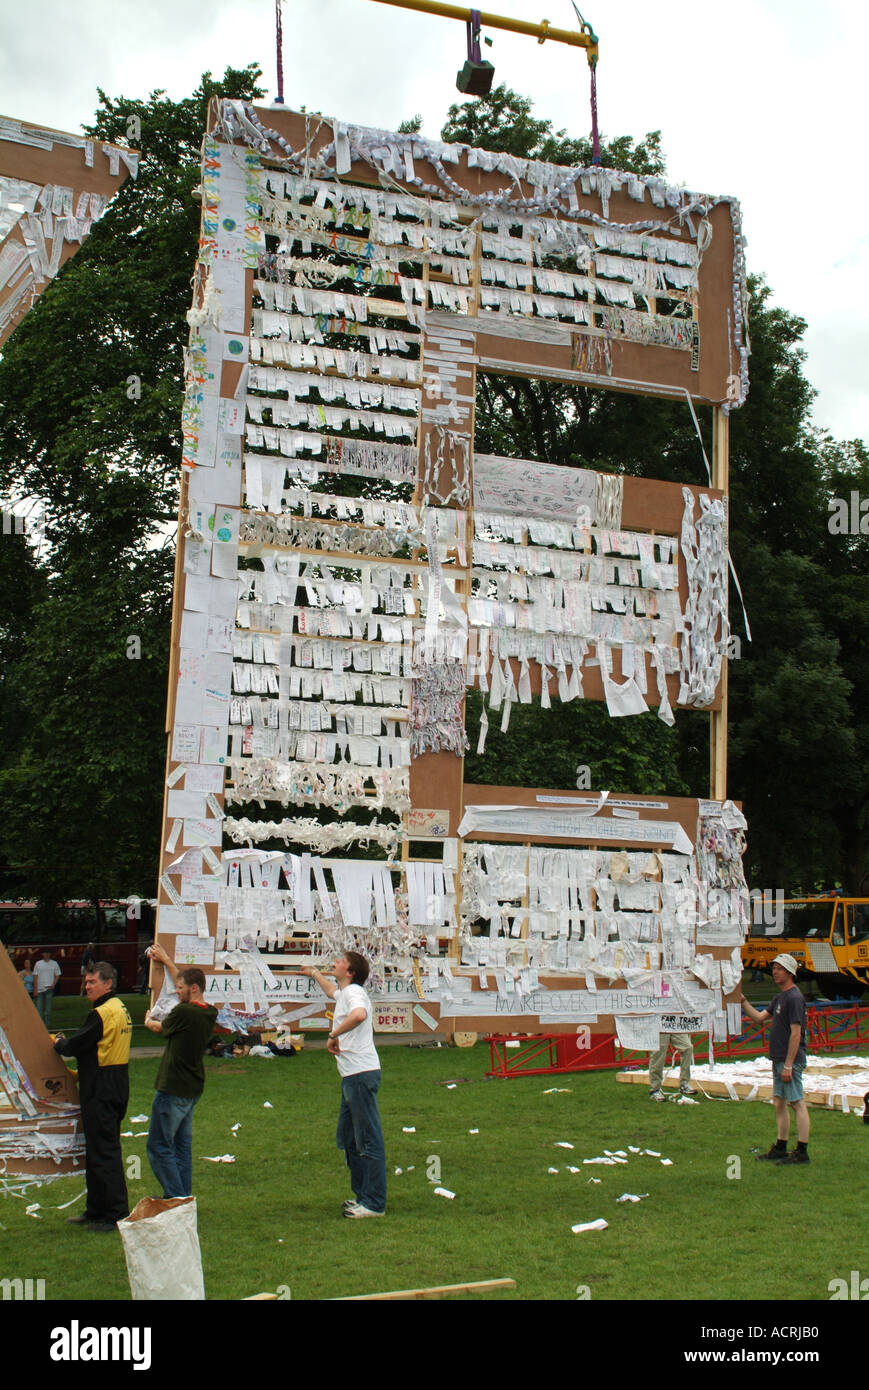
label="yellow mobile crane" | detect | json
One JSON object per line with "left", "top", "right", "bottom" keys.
{"left": 742, "top": 894, "right": 869, "bottom": 999}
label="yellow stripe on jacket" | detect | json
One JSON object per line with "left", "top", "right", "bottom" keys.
{"left": 96, "top": 996, "right": 132, "bottom": 1067}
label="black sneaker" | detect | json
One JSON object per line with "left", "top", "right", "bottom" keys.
{"left": 756, "top": 1144, "right": 788, "bottom": 1161}
{"left": 776, "top": 1149, "right": 810, "bottom": 1165}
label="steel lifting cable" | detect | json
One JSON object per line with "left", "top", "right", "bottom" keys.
{"left": 571, "top": 4, "right": 601, "bottom": 165}
{"left": 275, "top": 0, "right": 285, "bottom": 104}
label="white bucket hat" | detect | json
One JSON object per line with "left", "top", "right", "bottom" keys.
{"left": 772, "top": 953, "right": 799, "bottom": 977}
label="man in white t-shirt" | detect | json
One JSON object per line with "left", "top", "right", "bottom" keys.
{"left": 33, "top": 951, "right": 62, "bottom": 1028}
{"left": 301, "top": 952, "right": 386, "bottom": 1218}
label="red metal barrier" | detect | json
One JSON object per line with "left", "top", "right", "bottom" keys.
{"left": 488, "top": 1032, "right": 617, "bottom": 1078}
{"left": 487, "top": 1007, "right": 869, "bottom": 1079}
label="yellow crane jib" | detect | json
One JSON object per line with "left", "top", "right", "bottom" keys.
{"left": 367, "top": 1, "right": 599, "bottom": 65}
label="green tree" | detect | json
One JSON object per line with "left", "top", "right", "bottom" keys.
{"left": 0, "top": 66, "right": 264, "bottom": 908}
{"left": 441, "top": 84, "right": 665, "bottom": 175}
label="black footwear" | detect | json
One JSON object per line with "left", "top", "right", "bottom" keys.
{"left": 756, "top": 1144, "right": 788, "bottom": 1161}
{"left": 66, "top": 1214, "right": 92, "bottom": 1225}
{"left": 776, "top": 1149, "right": 810, "bottom": 1165}
{"left": 87, "top": 1221, "right": 119, "bottom": 1232}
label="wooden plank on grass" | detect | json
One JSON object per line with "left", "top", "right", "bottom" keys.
{"left": 336, "top": 1277, "right": 516, "bottom": 1300}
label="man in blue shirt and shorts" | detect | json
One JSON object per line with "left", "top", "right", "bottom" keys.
{"left": 740, "top": 953, "right": 810, "bottom": 1165}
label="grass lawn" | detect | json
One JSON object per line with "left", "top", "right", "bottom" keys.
{"left": 8, "top": 1038, "right": 868, "bottom": 1303}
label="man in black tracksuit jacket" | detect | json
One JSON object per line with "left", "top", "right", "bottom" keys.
{"left": 54, "top": 960, "right": 132, "bottom": 1230}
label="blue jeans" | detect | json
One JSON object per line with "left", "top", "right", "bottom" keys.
{"left": 336, "top": 1069, "right": 386, "bottom": 1213}
{"left": 147, "top": 1092, "right": 197, "bottom": 1197}
{"left": 35, "top": 989, "right": 55, "bottom": 1028}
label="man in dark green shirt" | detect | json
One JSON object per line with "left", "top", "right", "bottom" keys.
{"left": 143, "top": 943, "right": 217, "bottom": 1198}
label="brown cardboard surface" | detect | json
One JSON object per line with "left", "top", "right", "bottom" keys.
{"left": 0, "top": 117, "right": 136, "bottom": 348}
{"left": 172, "top": 106, "right": 742, "bottom": 1037}
{"left": 0, "top": 944, "right": 81, "bottom": 1175}
{"left": 461, "top": 783, "right": 701, "bottom": 848}
{"left": 240, "top": 104, "right": 739, "bottom": 406}
{"left": 465, "top": 469, "right": 724, "bottom": 711}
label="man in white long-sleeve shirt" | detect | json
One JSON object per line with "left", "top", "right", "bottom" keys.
{"left": 301, "top": 951, "right": 387, "bottom": 1218}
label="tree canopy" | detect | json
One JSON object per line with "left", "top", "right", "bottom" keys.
{"left": 0, "top": 66, "right": 264, "bottom": 909}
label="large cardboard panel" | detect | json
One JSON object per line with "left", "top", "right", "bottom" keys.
{"left": 0, "top": 115, "right": 137, "bottom": 347}
{"left": 0, "top": 944, "right": 81, "bottom": 1176}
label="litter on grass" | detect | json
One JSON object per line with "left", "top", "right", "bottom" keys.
{"left": 56, "top": 1190, "right": 85, "bottom": 1210}
{"left": 130, "top": 1114, "right": 149, "bottom": 1124}
{"left": 433, "top": 1187, "right": 456, "bottom": 1200}
{"left": 616, "top": 1193, "right": 649, "bottom": 1204}
{"left": 571, "top": 1218, "right": 608, "bottom": 1234}
{"left": 201, "top": 1154, "right": 235, "bottom": 1163}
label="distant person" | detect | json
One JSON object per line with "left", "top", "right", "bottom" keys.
{"left": 18, "top": 958, "right": 34, "bottom": 998}
{"left": 740, "top": 953, "right": 810, "bottom": 1164}
{"left": 143, "top": 943, "right": 218, "bottom": 1199}
{"left": 648, "top": 1031, "right": 698, "bottom": 1101}
{"left": 300, "top": 952, "right": 386, "bottom": 1218}
{"left": 33, "top": 950, "right": 62, "bottom": 1028}
{"left": 53, "top": 961, "right": 132, "bottom": 1230}
{"left": 80, "top": 942, "right": 96, "bottom": 995}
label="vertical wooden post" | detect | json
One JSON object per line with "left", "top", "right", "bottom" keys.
{"left": 709, "top": 405, "right": 729, "bottom": 800}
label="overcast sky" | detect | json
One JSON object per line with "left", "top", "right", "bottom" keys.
{"left": 2, "top": 0, "right": 866, "bottom": 444}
